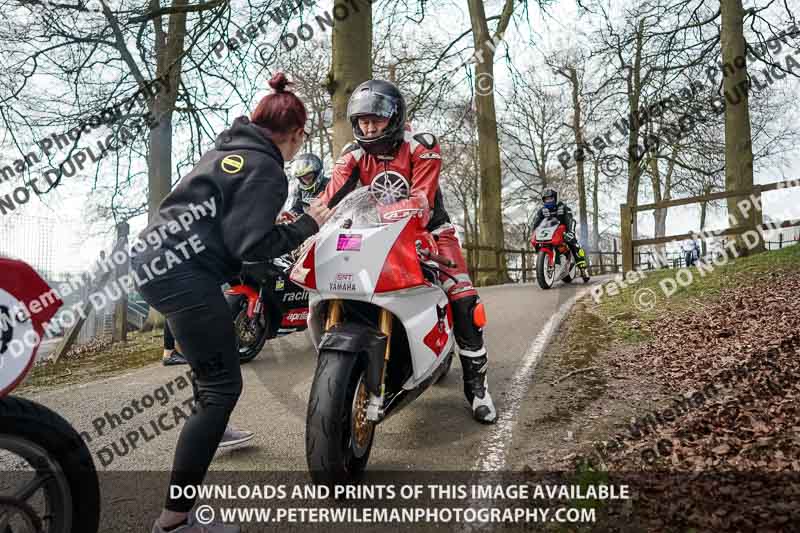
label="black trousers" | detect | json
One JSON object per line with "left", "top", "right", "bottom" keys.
{"left": 163, "top": 321, "right": 175, "bottom": 351}
{"left": 133, "top": 261, "right": 242, "bottom": 513}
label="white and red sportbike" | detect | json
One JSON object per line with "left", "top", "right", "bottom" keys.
{"left": 290, "top": 187, "right": 456, "bottom": 483}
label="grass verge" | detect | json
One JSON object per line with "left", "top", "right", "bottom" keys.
{"left": 18, "top": 329, "right": 165, "bottom": 393}
{"left": 591, "top": 244, "right": 800, "bottom": 342}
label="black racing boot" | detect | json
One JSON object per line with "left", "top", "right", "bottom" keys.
{"left": 460, "top": 353, "right": 497, "bottom": 424}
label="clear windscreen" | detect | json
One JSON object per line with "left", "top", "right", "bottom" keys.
{"left": 320, "top": 186, "right": 384, "bottom": 232}
{"left": 536, "top": 217, "right": 560, "bottom": 231}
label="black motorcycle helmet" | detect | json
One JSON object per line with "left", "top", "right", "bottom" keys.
{"left": 542, "top": 188, "right": 558, "bottom": 210}
{"left": 347, "top": 79, "right": 406, "bottom": 155}
{"left": 288, "top": 153, "right": 324, "bottom": 191}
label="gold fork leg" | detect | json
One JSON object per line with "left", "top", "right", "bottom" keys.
{"left": 325, "top": 299, "right": 342, "bottom": 330}
{"left": 377, "top": 308, "right": 393, "bottom": 396}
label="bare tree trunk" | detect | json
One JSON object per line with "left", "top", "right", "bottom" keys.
{"left": 142, "top": 0, "right": 188, "bottom": 330}
{"left": 648, "top": 157, "right": 667, "bottom": 259}
{"left": 700, "top": 183, "right": 711, "bottom": 256}
{"left": 625, "top": 20, "right": 646, "bottom": 241}
{"left": 326, "top": 1, "right": 372, "bottom": 156}
{"left": 467, "top": 0, "right": 514, "bottom": 285}
{"left": 567, "top": 66, "right": 589, "bottom": 248}
{"left": 720, "top": 0, "right": 761, "bottom": 254}
{"left": 592, "top": 158, "right": 600, "bottom": 252}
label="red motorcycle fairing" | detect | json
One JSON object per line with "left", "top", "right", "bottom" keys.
{"left": 375, "top": 215, "right": 431, "bottom": 294}
{"left": 281, "top": 308, "right": 310, "bottom": 327}
{"left": 532, "top": 223, "right": 568, "bottom": 267}
{"left": 225, "top": 284, "right": 259, "bottom": 318}
{"left": 0, "top": 257, "right": 63, "bottom": 396}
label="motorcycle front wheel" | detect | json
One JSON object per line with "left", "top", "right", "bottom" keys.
{"left": 536, "top": 251, "right": 556, "bottom": 289}
{"left": 0, "top": 396, "right": 100, "bottom": 533}
{"left": 305, "top": 350, "right": 374, "bottom": 485}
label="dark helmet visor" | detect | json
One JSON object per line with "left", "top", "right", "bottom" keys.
{"left": 347, "top": 90, "right": 398, "bottom": 119}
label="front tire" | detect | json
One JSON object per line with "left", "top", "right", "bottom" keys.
{"left": 306, "top": 350, "right": 374, "bottom": 484}
{"left": 0, "top": 396, "right": 100, "bottom": 533}
{"left": 536, "top": 251, "right": 555, "bottom": 289}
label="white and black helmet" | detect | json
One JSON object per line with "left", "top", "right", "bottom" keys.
{"left": 288, "top": 153, "right": 324, "bottom": 192}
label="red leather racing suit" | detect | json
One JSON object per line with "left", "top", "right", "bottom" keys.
{"left": 319, "top": 125, "right": 486, "bottom": 357}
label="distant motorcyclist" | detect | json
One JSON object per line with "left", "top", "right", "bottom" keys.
{"left": 288, "top": 153, "right": 330, "bottom": 217}
{"left": 532, "top": 188, "right": 588, "bottom": 270}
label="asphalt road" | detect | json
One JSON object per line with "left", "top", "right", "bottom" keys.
{"left": 17, "top": 279, "right": 604, "bottom": 532}
{"left": 23, "top": 281, "right": 602, "bottom": 472}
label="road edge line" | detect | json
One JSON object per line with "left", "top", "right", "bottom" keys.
{"left": 474, "top": 288, "right": 591, "bottom": 472}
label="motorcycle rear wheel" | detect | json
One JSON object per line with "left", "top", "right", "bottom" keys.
{"left": 0, "top": 396, "right": 100, "bottom": 533}
{"left": 563, "top": 263, "right": 577, "bottom": 284}
{"left": 306, "top": 350, "right": 374, "bottom": 485}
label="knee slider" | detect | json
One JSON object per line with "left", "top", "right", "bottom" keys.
{"left": 451, "top": 296, "right": 487, "bottom": 348}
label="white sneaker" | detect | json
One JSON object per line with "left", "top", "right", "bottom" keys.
{"left": 218, "top": 426, "right": 254, "bottom": 449}
{"left": 151, "top": 510, "right": 240, "bottom": 533}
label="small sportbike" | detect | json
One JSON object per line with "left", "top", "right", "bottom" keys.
{"left": 530, "top": 216, "right": 590, "bottom": 289}
{"left": 290, "top": 187, "right": 463, "bottom": 483}
{"left": 0, "top": 258, "right": 100, "bottom": 533}
{"left": 225, "top": 253, "right": 310, "bottom": 363}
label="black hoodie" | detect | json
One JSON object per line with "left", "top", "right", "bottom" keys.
{"left": 133, "top": 116, "right": 319, "bottom": 284}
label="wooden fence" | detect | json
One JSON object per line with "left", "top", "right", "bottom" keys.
{"left": 461, "top": 240, "right": 675, "bottom": 284}
{"left": 620, "top": 179, "right": 800, "bottom": 273}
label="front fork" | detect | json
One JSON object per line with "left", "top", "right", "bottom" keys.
{"left": 324, "top": 300, "right": 392, "bottom": 422}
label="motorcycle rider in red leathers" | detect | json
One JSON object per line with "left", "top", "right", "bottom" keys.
{"left": 319, "top": 80, "right": 497, "bottom": 424}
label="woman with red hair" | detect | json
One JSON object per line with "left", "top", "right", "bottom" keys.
{"left": 132, "top": 73, "right": 332, "bottom": 533}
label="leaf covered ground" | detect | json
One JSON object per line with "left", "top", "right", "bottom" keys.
{"left": 522, "top": 244, "right": 800, "bottom": 531}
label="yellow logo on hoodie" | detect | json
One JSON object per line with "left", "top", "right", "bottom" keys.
{"left": 221, "top": 154, "right": 245, "bottom": 174}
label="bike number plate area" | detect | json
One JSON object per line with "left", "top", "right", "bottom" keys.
{"left": 336, "top": 234, "right": 363, "bottom": 251}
